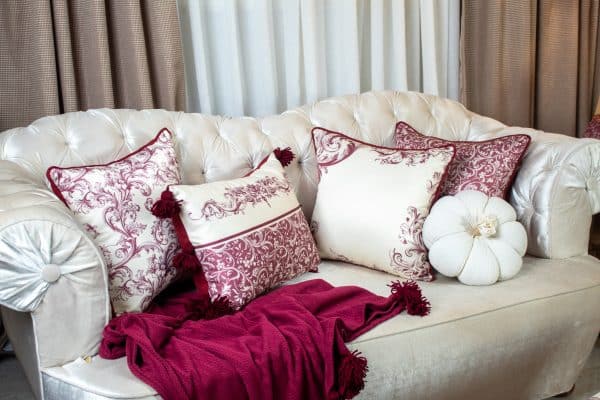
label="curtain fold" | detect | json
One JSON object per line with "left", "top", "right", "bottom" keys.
{"left": 461, "top": 0, "right": 600, "bottom": 137}
{"left": 178, "top": 0, "right": 461, "bottom": 117}
{"left": 0, "top": 0, "right": 185, "bottom": 132}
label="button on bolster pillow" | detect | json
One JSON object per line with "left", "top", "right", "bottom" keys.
{"left": 422, "top": 190, "right": 527, "bottom": 285}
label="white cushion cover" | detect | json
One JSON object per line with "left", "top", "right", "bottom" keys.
{"left": 41, "top": 256, "right": 600, "bottom": 400}
{"left": 311, "top": 127, "right": 454, "bottom": 280}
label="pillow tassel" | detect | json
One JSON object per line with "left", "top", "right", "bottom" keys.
{"left": 388, "top": 280, "right": 431, "bottom": 316}
{"left": 274, "top": 147, "right": 295, "bottom": 167}
{"left": 151, "top": 189, "right": 181, "bottom": 218}
{"left": 173, "top": 249, "right": 201, "bottom": 272}
{"left": 184, "top": 295, "right": 235, "bottom": 321}
{"left": 337, "top": 349, "right": 368, "bottom": 399}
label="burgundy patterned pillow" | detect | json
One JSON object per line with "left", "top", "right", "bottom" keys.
{"left": 47, "top": 129, "right": 181, "bottom": 314}
{"left": 153, "top": 150, "right": 319, "bottom": 310}
{"left": 394, "top": 122, "right": 530, "bottom": 198}
{"left": 584, "top": 114, "right": 600, "bottom": 139}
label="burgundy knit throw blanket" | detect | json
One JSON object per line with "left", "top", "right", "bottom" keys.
{"left": 100, "top": 279, "right": 430, "bottom": 400}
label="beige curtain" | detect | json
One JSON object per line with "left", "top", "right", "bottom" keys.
{"left": 461, "top": 0, "right": 600, "bottom": 137}
{"left": 0, "top": 0, "right": 185, "bottom": 132}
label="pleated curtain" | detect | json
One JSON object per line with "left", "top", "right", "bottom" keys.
{"left": 0, "top": 0, "right": 185, "bottom": 132}
{"left": 177, "top": 0, "right": 461, "bottom": 117}
{"left": 461, "top": 0, "right": 600, "bottom": 137}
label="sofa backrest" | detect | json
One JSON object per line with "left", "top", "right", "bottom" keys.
{"left": 0, "top": 91, "right": 506, "bottom": 219}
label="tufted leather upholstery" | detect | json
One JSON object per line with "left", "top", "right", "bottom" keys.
{"left": 0, "top": 91, "right": 599, "bottom": 374}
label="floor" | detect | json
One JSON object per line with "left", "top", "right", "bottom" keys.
{"left": 0, "top": 339, "right": 598, "bottom": 400}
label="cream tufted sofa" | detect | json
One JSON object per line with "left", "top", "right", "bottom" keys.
{"left": 0, "top": 91, "right": 599, "bottom": 400}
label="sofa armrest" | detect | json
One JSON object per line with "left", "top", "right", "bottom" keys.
{"left": 0, "top": 160, "right": 110, "bottom": 368}
{"left": 469, "top": 116, "right": 600, "bottom": 258}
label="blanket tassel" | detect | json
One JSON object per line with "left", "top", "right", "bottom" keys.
{"left": 388, "top": 280, "right": 431, "bottom": 316}
{"left": 337, "top": 349, "right": 368, "bottom": 399}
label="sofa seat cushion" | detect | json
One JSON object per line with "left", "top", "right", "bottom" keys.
{"left": 42, "top": 256, "right": 600, "bottom": 400}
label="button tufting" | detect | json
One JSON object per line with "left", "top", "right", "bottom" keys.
{"left": 586, "top": 177, "right": 597, "bottom": 191}
{"left": 41, "top": 264, "right": 61, "bottom": 283}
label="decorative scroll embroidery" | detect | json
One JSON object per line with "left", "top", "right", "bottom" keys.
{"left": 426, "top": 171, "right": 443, "bottom": 197}
{"left": 197, "top": 208, "right": 320, "bottom": 309}
{"left": 47, "top": 130, "right": 180, "bottom": 313}
{"left": 313, "top": 129, "right": 357, "bottom": 174}
{"left": 389, "top": 206, "right": 432, "bottom": 281}
{"left": 190, "top": 176, "right": 292, "bottom": 221}
{"left": 372, "top": 147, "right": 453, "bottom": 167}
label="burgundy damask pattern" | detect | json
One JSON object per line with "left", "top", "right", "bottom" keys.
{"left": 197, "top": 208, "right": 320, "bottom": 309}
{"left": 584, "top": 114, "right": 600, "bottom": 139}
{"left": 312, "top": 128, "right": 357, "bottom": 174}
{"left": 389, "top": 207, "right": 432, "bottom": 281}
{"left": 47, "top": 130, "right": 181, "bottom": 313}
{"left": 190, "top": 176, "right": 292, "bottom": 221}
{"left": 394, "top": 122, "right": 530, "bottom": 198}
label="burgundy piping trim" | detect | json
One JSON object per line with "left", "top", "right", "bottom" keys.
{"left": 503, "top": 136, "right": 532, "bottom": 199}
{"left": 244, "top": 153, "right": 271, "bottom": 177}
{"left": 430, "top": 145, "right": 456, "bottom": 204}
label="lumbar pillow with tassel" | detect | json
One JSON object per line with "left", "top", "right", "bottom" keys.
{"left": 152, "top": 148, "right": 320, "bottom": 310}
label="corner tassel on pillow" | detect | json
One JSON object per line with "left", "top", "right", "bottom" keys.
{"left": 151, "top": 189, "right": 181, "bottom": 218}
{"left": 185, "top": 295, "right": 235, "bottom": 321}
{"left": 337, "top": 349, "right": 368, "bottom": 399}
{"left": 274, "top": 147, "right": 295, "bottom": 167}
{"left": 173, "top": 250, "right": 201, "bottom": 272}
{"left": 388, "top": 280, "right": 431, "bottom": 316}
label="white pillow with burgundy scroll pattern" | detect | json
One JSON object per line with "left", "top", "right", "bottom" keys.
{"left": 46, "top": 128, "right": 181, "bottom": 315}
{"left": 310, "top": 127, "right": 455, "bottom": 281}
{"left": 162, "top": 151, "right": 320, "bottom": 310}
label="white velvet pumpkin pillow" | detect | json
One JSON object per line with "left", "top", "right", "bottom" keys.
{"left": 310, "top": 128, "right": 455, "bottom": 281}
{"left": 423, "top": 190, "right": 527, "bottom": 285}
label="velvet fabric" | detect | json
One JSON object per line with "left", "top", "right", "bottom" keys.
{"left": 99, "top": 279, "right": 428, "bottom": 400}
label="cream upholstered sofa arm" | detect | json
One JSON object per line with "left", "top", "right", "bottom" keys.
{"left": 469, "top": 115, "right": 600, "bottom": 259}
{"left": 0, "top": 160, "right": 110, "bottom": 368}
